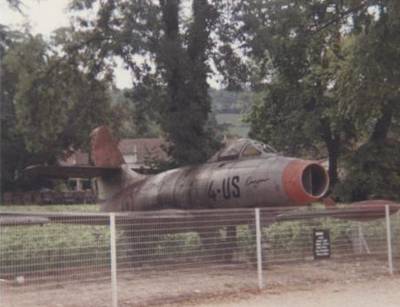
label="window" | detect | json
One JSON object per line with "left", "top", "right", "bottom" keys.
{"left": 241, "top": 144, "right": 261, "bottom": 157}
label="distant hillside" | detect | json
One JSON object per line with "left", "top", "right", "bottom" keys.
{"left": 110, "top": 87, "right": 254, "bottom": 138}
{"left": 215, "top": 113, "right": 250, "bottom": 138}
{"left": 210, "top": 89, "right": 253, "bottom": 138}
{"left": 209, "top": 88, "right": 253, "bottom": 114}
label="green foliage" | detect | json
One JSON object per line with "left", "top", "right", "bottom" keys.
{"left": 157, "top": 0, "right": 216, "bottom": 165}
{"left": 248, "top": 83, "right": 322, "bottom": 156}
{"left": 335, "top": 141, "right": 400, "bottom": 201}
{"left": 1, "top": 29, "right": 117, "bottom": 191}
{"left": 1, "top": 29, "right": 45, "bottom": 191}
{"left": 239, "top": 0, "right": 400, "bottom": 195}
{"left": 331, "top": 1, "right": 400, "bottom": 200}
{"left": 155, "top": 232, "right": 201, "bottom": 259}
{"left": 3, "top": 34, "right": 114, "bottom": 158}
{"left": 0, "top": 205, "right": 102, "bottom": 273}
{"left": 109, "top": 87, "right": 161, "bottom": 138}
{"left": 0, "top": 223, "right": 110, "bottom": 274}
{"left": 264, "top": 221, "right": 311, "bottom": 255}
{"left": 68, "top": 0, "right": 225, "bottom": 166}
{"left": 335, "top": 2, "right": 400, "bottom": 141}
{"left": 238, "top": 0, "right": 353, "bottom": 186}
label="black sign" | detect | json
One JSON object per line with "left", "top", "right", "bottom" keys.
{"left": 313, "top": 229, "right": 331, "bottom": 259}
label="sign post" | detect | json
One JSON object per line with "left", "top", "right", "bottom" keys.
{"left": 255, "top": 208, "right": 264, "bottom": 289}
{"left": 110, "top": 213, "right": 118, "bottom": 307}
{"left": 313, "top": 229, "right": 331, "bottom": 260}
{"left": 385, "top": 205, "right": 393, "bottom": 275}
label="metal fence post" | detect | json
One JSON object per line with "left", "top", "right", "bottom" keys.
{"left": 357, "top": 223, "right": 363, "bottom": 254}
{"left": 110, "top": 213, "right": 118, "bottom": 307}
{"left": 385, "top": 205, "right": 393, "bottom": 275}
{"left": 255, "top": 208, "right": 264, "bottom": 289}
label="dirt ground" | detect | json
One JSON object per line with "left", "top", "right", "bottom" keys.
{"left": 0, "top": 258, "right": 398, "bottom": 307}
{"left": 177, "top": 276, "right": 400, "bottom": 307}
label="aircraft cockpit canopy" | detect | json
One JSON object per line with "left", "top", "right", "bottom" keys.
{"left": 208, "top": 138, "right": 277, "bottom": 163}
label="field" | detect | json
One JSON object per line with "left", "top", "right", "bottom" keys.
{"left": 215, "top": 113, "right": 250, "bottom": 137}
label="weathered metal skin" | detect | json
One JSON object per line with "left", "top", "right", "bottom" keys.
{"left": 88, "top": 126, "right": 330, "bottom": 212}
{"left": 26, "top": 126, "right": 329, "bottom": 212}
{"left": 102, "top": 154, "right": 329, "bottom": 212}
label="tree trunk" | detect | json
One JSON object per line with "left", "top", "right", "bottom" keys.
{"left": 326, "top": 136, "right": 340, "bottom": 187}
{"left": 320, "top": 118, "right": 340, "bottom": 188}
{"left": 370, "top": 102, "right": 393, "bottom": 143}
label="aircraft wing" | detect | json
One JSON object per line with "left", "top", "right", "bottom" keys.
{"left": 2, "top": 201, "right": 398, "bottom": 228}
{"left": 276, "top": 206, "right": 399, "bottom": 222}
{"left": 24, "top": 165, "right": 120, "bottom": 179}
{"left": 276, "top": 200, "right": 400, "bottom": 222}
{"left": 0, "top": 215, "right": 50, "bottom": 226}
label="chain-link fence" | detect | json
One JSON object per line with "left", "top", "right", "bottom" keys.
{"left": 1, "top": 205, "right": 399, "bottom": 307}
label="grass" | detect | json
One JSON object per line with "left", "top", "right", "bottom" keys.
{"left": 0, "top": 204, "right": 107, "bottom": 275}
{"left": 0, "top": 223, "right": 110, "bottom": 275}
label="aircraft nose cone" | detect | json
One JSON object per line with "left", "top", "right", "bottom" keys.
{"left": 282, "top": 160, "right": 329, "bottom": 204}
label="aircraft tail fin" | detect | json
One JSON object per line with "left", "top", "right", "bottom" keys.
{"left": 90, "top": 126, "right": 146, "bottom": 201}
{"left": 90, "top": 126, "right": 125, "bottom": 167}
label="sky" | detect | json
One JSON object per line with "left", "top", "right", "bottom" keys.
{"left": 0, "top": 0, "right": 134, "bottom": 88}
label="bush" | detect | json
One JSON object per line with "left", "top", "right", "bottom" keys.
{"left": 335, "top": 140, "right": 400, "bottom": 202}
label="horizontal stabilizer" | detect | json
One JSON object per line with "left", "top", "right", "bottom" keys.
{"left": 0, "top": 215, "right": 50, "bottom": 226}
{"left": 24, "top": 165, "right": 120, "bottom": 179}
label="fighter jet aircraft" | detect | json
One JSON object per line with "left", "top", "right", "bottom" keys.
{"left": 11, "top": 126, "right": 399, "bottom": 223}
{"left": 24, "top": 126, "right": 330, "bottom": 212}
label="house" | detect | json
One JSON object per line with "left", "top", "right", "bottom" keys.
{"left": 118, "top": 138, "right": 167, "bottom": 171}
{"left": 59, "top": 138, "right": 167, "bottom": 191}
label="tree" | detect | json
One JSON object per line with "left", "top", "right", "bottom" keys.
{"left": 1, "top": 28, "right": 35, "bottom": 191}
{"left": 3, "top": 33, "right": 114, "bottom": 159}
{"left": 241, "top": 0, "right": 399, "bottom": 199}
{"left": 333, "top": 0, "right": 400, "bottom": 201}
{"left": 240, "top": 0, "right": 355, "bottom": 186}
{"left": 1, "top": 30, "right": 115, "bottom": 191}
{"left": 335, "top": 140, "right": 400, "bottom": 201}
{"left": 68, "top": 0, "right": 222, "bottom": 166}
{"left": 336, "top": 1, "right": 400, "bottom": 143}
{"left": 157, "top": 0, "right": 217, "bottom": 164}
